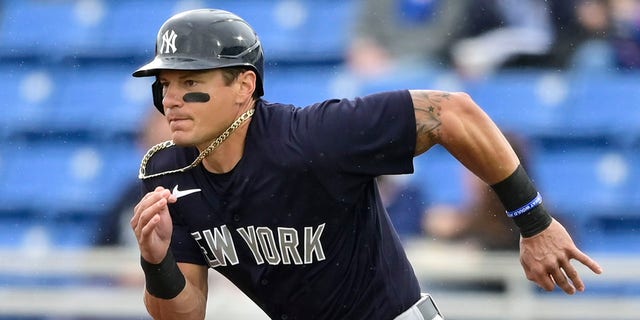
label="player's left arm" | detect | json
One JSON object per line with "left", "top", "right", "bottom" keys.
{"left": 409, "top": 90, "right": 603, "bottom": 294}
{"left": 411, "top": 90, "right": 517, "bottom": 183}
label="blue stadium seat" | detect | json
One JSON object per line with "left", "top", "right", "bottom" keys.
{"left": 582, "top": 149, "right": 640, "bottom": 253}
{"left": 0, "top": 141, "right": 140, "bottom": 217}
{"left": 263, "top": 65, "right": 346, "bottom": 106}
{"left": 99, "top": 1, "right": 177, "bottom": 57}
{"left": 0, "top": 0, "right": 174, "bottom": 59}
{"left": 54, "top": 64, "right": 151, "bottom": 139}
{"left": 581, "top": 215, "right": 640, "bottom": 253}
{"left": 0, "top": 1, "right": 106, "bottom": 59}
{"left": 0, "top": 218, "right": 99, "bottom": 248}
{"left": 465, "top": 71, "right": 570, "bottom": 138}
{"left": 219, "top": 0, "right": 356, "bottom": 62}
{"left": 355, "top": 67, "right": 450, "bottom": 96}
{"left": 112, "top": 0, "right": 356, "bottom": 63}
{"left": 0, "top": 61, "right": 149, "bottom": 140}
{"left": 533, "top": 148, "right": 637, "bottom": 217}
{"left": 562, "top": 72, "right": 640, "bottom": 147}
{"left": 0, "top": 63, "right": 56, "bottom": 138}
{"left": 410, "top": 146, "right": 464, "bottom": 205}
{"left": 625, "top": 149, "right": 640, "bottom": 208}
{"left": 0, "top": 218, "right": 41, "bottom": 247}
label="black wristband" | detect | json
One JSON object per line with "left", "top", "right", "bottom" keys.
{"left": 511, "top": 205, "right": 553, "bottom": 238}
{"left": 140, "top": 249, "right": 186, "bottom": 299}
{"left": 491, "top": 165, "right": 552, "bottom": 237}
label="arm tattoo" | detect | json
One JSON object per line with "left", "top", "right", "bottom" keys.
{"left": 413, "top": 91, "right": 450, "bottom": 142}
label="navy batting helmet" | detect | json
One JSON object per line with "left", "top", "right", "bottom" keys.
{"left": 133, "top": 9, "right": 264, "bottom": 113}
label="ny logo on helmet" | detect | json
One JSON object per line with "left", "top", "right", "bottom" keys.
{"left": 160, "top": 29, "right": 178, "bottom": 54}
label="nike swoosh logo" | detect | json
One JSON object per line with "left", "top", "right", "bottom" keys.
{"left": 172, "top": 185, "right": 201, "bottom": 199}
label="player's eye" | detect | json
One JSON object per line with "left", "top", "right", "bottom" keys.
{"left": 160, "top": 82, "right": 169, "bottom": 95}
{"left": 184, "top": 79, "right": 197, "bottom": 87}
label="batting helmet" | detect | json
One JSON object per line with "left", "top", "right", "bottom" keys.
{"left": 132, "top": 9, "right": 264, "bottom": 113}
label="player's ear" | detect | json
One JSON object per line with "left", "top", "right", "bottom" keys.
{"left": 236, "top": 70, "right": 257, "bottom": 101}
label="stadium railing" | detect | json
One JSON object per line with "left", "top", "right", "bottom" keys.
{"left": 0, "top": 242, "right": 638, "bottom": 319}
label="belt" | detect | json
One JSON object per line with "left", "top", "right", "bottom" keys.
{"left": 394, "top": 294, "right": 444, "bottom": 320}
{"left": 416, "top": 294, "right": 441, "bottom": 320}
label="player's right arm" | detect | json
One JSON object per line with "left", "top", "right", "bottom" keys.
{"left": 132, "top": 187, "right": 209, "bottom": 320}
{"left": 143, "top": 262, "right": 209, "bottom": 320}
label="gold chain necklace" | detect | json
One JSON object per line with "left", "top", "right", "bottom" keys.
{"left": 138, "top": 108, "right": 255, "bottom": 180}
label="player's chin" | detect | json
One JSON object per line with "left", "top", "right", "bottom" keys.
{"left": 169, "top": 133, "right": 195, "bottom": 147}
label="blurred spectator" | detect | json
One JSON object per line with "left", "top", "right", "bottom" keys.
{"left": 422, "top": 132, "right": 532, "bottom": 251}
{"left": 347, "top": 0, "right": 588, "bottom": 80}
{"left": 94, "top": 108, "right": 172, "bottom": 246}
{"left": 568, "top": 0, "right": 618, "bottom": 71}
{"left": 346, "top": 0, "right": 471, "bottom": 78}
{"left": 377, "top": 175, "right": 430, "bottom": 240}
{"left": 562, "top": 0, "right": 640, "bottom": 71}
{"left": 451, "top": 0, "right": 559, "bottom": 78}
{"left": 609, "top": 0, "right": 640, "bottom": 69}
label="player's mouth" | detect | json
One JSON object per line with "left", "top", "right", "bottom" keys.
{"left": 167, "top": 115, "right": 191, "bottom": 130}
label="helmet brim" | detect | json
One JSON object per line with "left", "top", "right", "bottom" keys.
{"left": 132, "top": 56, "right": 235, "bottom": 77}
{"left": 132, "top": 55, "right": 265, "bottom": 96}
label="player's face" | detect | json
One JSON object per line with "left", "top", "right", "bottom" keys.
{"left": 158, "top": 69, "right": 241, "bottom": 149}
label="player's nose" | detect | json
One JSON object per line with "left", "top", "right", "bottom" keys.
{"left": 162, "top": 87, "right": 183, "bottom": 111}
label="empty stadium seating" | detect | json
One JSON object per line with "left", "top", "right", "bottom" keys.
{"left": 0, "top": 0, "right": 355, "bottom": 62}
{"left": 465, "top": 71, "right": 571, "bottom": 138}
{"left": 0, "top": 141, "right": 139, "bottom": 214}
{"left": 0, "top": 62, "right": 55, "bottom": 139}
{"left": 0, "top": 61, "right": 151, "bottom": 140}
{"left": 0, "top": 0, "right": 638, "bottom": 254}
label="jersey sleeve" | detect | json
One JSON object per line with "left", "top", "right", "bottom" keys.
{"left": 298, "top": 90, "right": 416, "bottom": 177}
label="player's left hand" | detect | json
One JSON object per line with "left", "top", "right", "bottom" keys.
{"left": 519, "top": 218, "right": 603, "bottom": 294}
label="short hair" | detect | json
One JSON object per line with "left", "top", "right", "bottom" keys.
{"left": 219, "top": 67, "right": 261, "bottom": 100}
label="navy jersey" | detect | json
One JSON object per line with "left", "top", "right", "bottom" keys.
{"left": 141, "top": 90, "right": 421, "bottom": 319}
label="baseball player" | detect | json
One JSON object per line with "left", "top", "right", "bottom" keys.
{"left": 131, "top": 9, "right": 603, "bottom": 320}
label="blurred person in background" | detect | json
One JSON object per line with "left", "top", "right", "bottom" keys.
{"left": 549, "top": 0, "right": 640, "bottom": 72}
{"left": 450, "top": 0, "right": 559, "bottom": 78}
{"left": 347, "top": 0, "right": 581, "bottom": 80}
{"left": 566, "top": 0, "right": 616, "bottom": 71}
{"left": 609, "top": 0, "right": 640, "bottom": 69}
{"left": 95, "top": 108, "right": 172, "bottom": 247}
{"left": 346, "top": 0, "right": 471, "bottom": 78}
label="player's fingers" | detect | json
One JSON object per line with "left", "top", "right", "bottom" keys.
{"left": 132, "top": 188, "right": 171, "bottom": 227}
{"left": 133, "top": 191, "right": 157, "bottom": 221}
{"left": 561, "top": 261, "right": 583, "bottom": 292}
{"left": 168, "top": 193, "right": 178, "bottom": 203}
{"left": 572, "top": 249, "right": 604, "bottom": 275}
{"left": 550, "top": 265, "right": 575, "bottom": 294}
{"left": 523, "top": 262, "right": 555, "bottom": 291}
{"left": 138, "top": 187, "right": 162, "bottom": 204}
{"left": 132, "top": 196, "right": 154, "bottom": 229}
{"left": 140, "top": 213, "right": 161, "bottom": 239}
{"left": 534, "top": 273, "right": 556, "bottom": 292}
{"left": 132, "top": 197, "right": 167, "bottom": 239}
{"left": 136, "top": 197, "right": 167, "bottom": 234}
{"left": 136, "top": 186, "right": 166, "bottom": 207}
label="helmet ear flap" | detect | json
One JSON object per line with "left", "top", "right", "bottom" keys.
{"left": 152, "top": 80, "right": 164, "bottom": 114}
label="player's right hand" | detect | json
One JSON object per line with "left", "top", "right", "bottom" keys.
{"left": 131, "top": 186, "right": 177, "bottom": 264}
